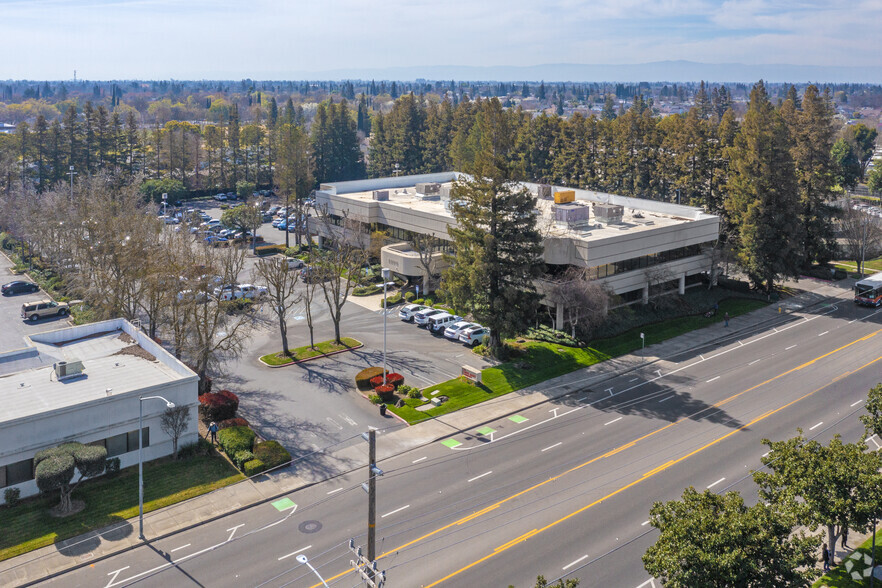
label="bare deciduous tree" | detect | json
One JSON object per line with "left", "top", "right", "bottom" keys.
{"left": 160, "top": 405, "right": 190, "bottom": 459}
{"left": 409, "top": 231, "right": 439, "bottom": 294}
{"left": 545, "top": 267, "right": 609, "bottom": 339}
{"left": 840, "top": 201, "right": 882, "bottom": 277}
{"left": 254, "top": 255, "right": 301, "bottom": 356}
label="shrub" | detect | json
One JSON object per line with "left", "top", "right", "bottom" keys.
{"left": 253, "top": 441, "right": 292, "bottom": 470}
{"left": 105, "top": 457, "right": 121, "bottom": 476}
{"left": 218, "top": 417, "right": 249, "bottom": 430}
{"left": 198, "top": 392, "right": 237, "bottom": 422}
{"left": 356, "top": 366, "right": 387, "bottom": 391}
{"left": 424, "top": 299, "right": 434, "bottom": 307}
{"left": 380, "top": 293, "right": 402, "bottom": 308}
{"left": 243, "top": 458, "right": 267, "bottom": 477}
{"left": 368, "top": 394, "right": 383, "bottom": 404}
{"left": 386, "top": 373, "right": 404, "bottom": 388}
{"left": 413, "top": 298, "right": 424, "bottom": 305}
{"left": 233, "top": 450, "right": 254, "bottom": 470}
{"left": 408, "top": 387, "right": 423, "bottom": 399}
{"left": 216, "top": 390, "right": 240, "bottom": 413}
{"left": 370, "top": 375, "right": 386, "bottom": 388}
{"left": 4, "top": 487, "right": 21, "bottom": 507}
{"left": 217, "top": 426, "right": 256, "bottom": 456}
{"left": 255, "top": 244, "right": 286, "bottom": 256}
{"left": 404, "top": 291, "right": 415, "bottom": 302}
{"left": 375, "top": 384, "right": 395, "bottom": 402}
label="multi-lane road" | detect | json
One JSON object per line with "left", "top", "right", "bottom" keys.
{"left": 40, "top": 295, "right": 882, "bottom": 587}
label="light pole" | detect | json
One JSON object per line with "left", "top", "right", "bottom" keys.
{"left": 382, "top": 268, "right": 391, "bottom": 385}
{"left": 640, "top": 332, "right": 645, "bottom": 364}
{"left": 296, "top": 554, "right": 329, "bottom": 587}
{"left": 68, "top": 166, "right": 76, "bottom": 201}
{"left": 139, "top": 395, "right": 175, "bottom": 540}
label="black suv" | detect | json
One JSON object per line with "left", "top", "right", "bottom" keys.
{"left": 2, "top": 281, "right": 39, "bottom": 296}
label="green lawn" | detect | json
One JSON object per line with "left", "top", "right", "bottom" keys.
{"left": 813, "top": 530, "right": 882, "bottom": 587}
{"left": 0, "top": 454, "right": 243, "bottom": 561}
{"left": 389, "top": 298, "right": 768, "bottom": 424}
{"left": 260, "top": 337, "right": 362, "bottom": 365}
{"left": 833, "top": 257, "right": 882, "bottom": 276}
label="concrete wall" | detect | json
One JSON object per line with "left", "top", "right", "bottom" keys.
{"left": 381, "top": 242, "right": 449, "bottom": 277}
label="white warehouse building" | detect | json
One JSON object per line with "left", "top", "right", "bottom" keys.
{"left": 314, "top": 172, "right": 721, "bottom": 320}
{"left": 0, "top": 319, "right": 199, "bottom": 503}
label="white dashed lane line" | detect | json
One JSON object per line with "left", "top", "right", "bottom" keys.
{"left": 381, "top": 505, "right": 410, "bottom": 518}
{"left": 467, "top": 471, "right": 492, "bottom": 483}
{"left": 785, "top": 345, "right": 797, "bottom": 350}
{"left": 852, "top": 399, "right": 864, "bottom": 407}
{"left": 707, "top": 477, "right": 726, "bottom": 489}
{"left": 604, "top": 417, "right": 623, "bottom": 426}
{"left": 706, "top": 376, "right": 720, "bottom": 383}
{"left": 562, "top": 554, "right": 589, "bottom": 570}
{"left": 278, "top": 545, "right": 312, "bottom": 560}
{"left": 809, "top": 422, "right": 823, "bottom": 431}
{"left": 327, "top": 488, "right": 343, "bottom": 495}
{"left": 541, "top": 442, "right": 562, "bottom": 452}
{"left": 170, "top": 544, "right": 190, "bottom": 553}
{"left": 412, "top": 456, "right": 427, "bottom": 464}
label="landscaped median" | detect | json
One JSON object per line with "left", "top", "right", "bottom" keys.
{"left": 388, "top": 297, "right": 768, "bottom": 424}
{"left": 813, "top": 530, "right": 882, "bottom": 587}
{"left": 0, "top": 448, "right": 243, "bottom": 561}
{"left": 259, "top": 337, "right": 363, "bottom": 366}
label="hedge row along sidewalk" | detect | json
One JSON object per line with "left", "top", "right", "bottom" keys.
{"left": 258, "top": 337, "right": 363, "bottom": 366}
{"left": 389, "top": 298, "right": 768, "bottom": 424}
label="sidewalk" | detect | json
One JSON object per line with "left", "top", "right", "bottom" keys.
{"left": 0, "top": 278, "right": 856, "bottom": 587}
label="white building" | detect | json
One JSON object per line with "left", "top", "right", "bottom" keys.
{"left": 0, "top": 319, "right": 198, "bottom": 503}
{"left": 314, "top": 172, "right": 721, "bottom": 320}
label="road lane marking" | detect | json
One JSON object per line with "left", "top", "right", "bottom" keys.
{"left": 541, "top": 442, "right": 562, "bottom": 452}
{"left": 508, "top": 415, "right": 528, "bottom": 423}
{"left": 629, "top": 378, "right": 639, "bottom": 382}
{"left": 707, "top": 477, "right": 726, "bottom": 489}
{"left": 562, "top": 554, "right": 589, "bottom": 570}
{"left": 412, "top": 456, "right": 428, "bottom": 463}
{"left": 785, "top": 345, "right": 797, "bottom": 350}
{"left": 636, "top": 580, "right": 657, "bottom": 588}
{"left": 105, "top": 567, "right": 130, "bottom": 587}
{"left": 468, "top": 471, "right": 492, "bottom": 483}
{"left": 641, "top": 520, "right": 650, "bottom": 526}
{"left": 227, "top": 524, "right": 244, "bottom": 541}
{"left": 819, "top": 331, "right": 829, "bottom": 337}
{"left": 809, "top": 421, "right": 823, "bottom": 431}
{"left": 706, "top": 376, "right": 720, "bottom": 383}
{"left": 327, "top": 488, "right": 343, "bottom": 495}
{"left": 763, "top": 452, "right": 770, "bottom": 458}
{"left": 577, "top": 396, "right": 588, "bottom": 402}
{"left": 313, "top": 335, "right": 882, "bottom": 588}
{"left": 278, "top": 545, "right": 312, "bottom": 560}
{"left": 169, "top": 544, "right": 190, "bottom": 553}
{"left": 658, "top": 395, "right": 675, "bottom": 403}
{"left": 441, "top": 439, "right": 462, "bottom": 449}
{"left": 749, "top": 359, "right": 761, "bottom": 365}
{"left": 852, "top": 399, "right": 864, "bottom": 407}
{"left": 419, "top": 352, "right": 882, "bottom": 588}
{"left": 604, "top": 417, "right": 623, "bottom": 426}
{"left": 381, "top": 505, "right": 410, "bottom": 518}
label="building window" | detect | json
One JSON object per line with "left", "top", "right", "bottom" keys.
{"left": 2, "top": 459, "right": 34, "bottom": 487}
{"left": 106, "top": 433, "right": 128, "bottom": 457}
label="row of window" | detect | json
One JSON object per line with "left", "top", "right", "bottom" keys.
{"left": 585, "top": 243, "right": 709, "bottom": 280}
{"left": 0, "top": 427, "right": 149, "bottom": 489}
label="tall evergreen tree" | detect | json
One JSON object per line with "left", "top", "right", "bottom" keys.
{"left": 726, "top": 81, "right": 804, "bottom": 292}
{"left": 443, "top": 98, "right": 544, "bottom": 357}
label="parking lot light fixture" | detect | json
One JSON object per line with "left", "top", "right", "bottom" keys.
{"left": 138, "top": 395, "right": 175, "bottom": 540}
{"left": 382, "top": 268, "right": 391, "bottom": 385}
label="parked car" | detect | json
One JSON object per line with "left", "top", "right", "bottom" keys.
{"left": 428, "top": 313, "right": 463, "bottom": 333}
{"left": 203, "top": 235, "right": 229, "bottom": 246}
{"left": 300, "top": 266, "right": 325, "bottom": 283}
{"left": 237, "top": 284, "right": 268, "bottom": 299}
{"left": 267, "top": 205, "right": 281, "bottom": 215}
{"left": 2, "top": 280, "right": 39, "bottom": 295}
{"left": 21, "top": 299, "right": 69, "bottom": 321}
{"left": 213, "top": 193, "right": 227, "bottom": 201}
{"left": 213, "top": 283, "right": 240, "bottom": 301}
{"left": 444, "top": 321, "right": 479, "bottom": 340}
{"left": 459, "top": 326, "right": 491, "bottom": 347}
{"left": 198, "top": 212, "right": 211, "bottom": 221}
{"left": 284, "top": 257, "right": 305, "bottom": 269}
{"left": 176, "top": 289, "right": 210, "bottom": 303}
{"left": 414, "top": 308, "right": 445, "bottom": 327}
{"left": 398, "top": 304, "right": 428, "bottom": 322}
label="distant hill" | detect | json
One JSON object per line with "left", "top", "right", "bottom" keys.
{"left": 264, "top": 61, "right": 882, "bottom": 83}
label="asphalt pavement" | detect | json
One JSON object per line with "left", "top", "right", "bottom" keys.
{"left": 15, "top": 285, "right": 882, "bottom": 588}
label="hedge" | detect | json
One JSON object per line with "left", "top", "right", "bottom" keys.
{"left": 255, "top": 244, "right": 286, "bottom": 256}
{"left": 375, "top": 384, "right": 395, "bottom": 402}
{"left": 233, "top": 450, "right": 254, "bottom": 470}
{"left": 217, "top": 426, "right": 256, "bottom": 456}
{"left": 356, "top": 367, "right": 387, "bottom": 391}
{"left": 218, "top": 417, "right": 249, "bottom": 430}
{"left": 404, "top": 291, "right": 415, "bottom": 302}
{"left": 253, "top": 441, "right": 291, "bottom": 470}
{"left": 198, "top": 392, "right": 237, "bottom": 422}
{"left": 379, "top": 293, "right": 402, "bottom": 308}
{"left": 243, "top": 458, "right": 267, "bottom": 476}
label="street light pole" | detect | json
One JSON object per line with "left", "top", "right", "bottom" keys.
{"left": 139, "top": 395, "right": 175, "bottom": 540}
{"left": 68, "top": 166, "right": 77, "bottom": 201}
{"left": 296, "top": 554, "right": 329, "bottom": 587}
{"left": 382, "top": 268, "right": 391, "bottom": 386}
{"left": 640, "top": 332, "right": 645, "bottom": 364}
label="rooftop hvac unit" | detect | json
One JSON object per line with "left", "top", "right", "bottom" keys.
{"left": 55, "top": 359, "right": 85, "bottom": 380}
{"left": 372, "top": 190, "right": 389, "bottom": 201}
{"left": 593, "top": 203, "right": 625, "bottom": 224}
{"left": 440, "top": 185, "right": 453, "bottom": 199}
{"left": 415, "top": 182, "right": 441, "bottom": 195}
{"left": 537, "top": 184, "right": 553, "bottom": 200}
{"left": 553, "top": 190, "right": 575, "bottom": 204}
{"left": 552, "top": 203, "right": 592, "bottom": 227}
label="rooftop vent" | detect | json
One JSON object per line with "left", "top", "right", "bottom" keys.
{"left": 537, "top": 184, "right": 553, "bottom": 200}
{"left": 552, "top": 202, "right": 592, "bottom": 228}
{"left": 372, "top": 190, "right": 389, "bottom": 201}
{"left": 593, "top": 203, "right": 625, "bottom": 224}
{"left": 55, "top": 359, "right": 85, "bottom": 380}
{"left": 553, "top": 190, "right": 575, "bottom": 204}
{"left": 415, "top": 182, "right": 441, "bottom": 196}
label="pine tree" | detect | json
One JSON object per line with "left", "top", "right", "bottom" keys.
{"left": 601, "top": 95, "right": 616, "bottom": 121}
{"left": 443, "top": 98, "right": 544, "bottom": 357}
{"left": 726, "top": 81, "right": 804, "bottom": 292}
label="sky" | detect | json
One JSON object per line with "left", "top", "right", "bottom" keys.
{"left": 2, "top": 0, "right": 881, "bottom": 80}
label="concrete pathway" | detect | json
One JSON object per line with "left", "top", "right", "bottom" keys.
{"left": 0, "top": 277, "right": 857, "bottom": 587}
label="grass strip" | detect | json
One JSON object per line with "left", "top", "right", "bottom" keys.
{"left": 259, "top": 337, "right": 362, "bottom": 366}
{"left": 812, "top": 530, "right": 882, "bottom": 587}
{"left": 0, "top": 454, "right": 243, "bottom": 561}
{"left": 389, "top": 298, "right": 767, "bottom": 424}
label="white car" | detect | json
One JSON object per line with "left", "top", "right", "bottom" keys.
{"left": 237, "top": 284, "right": 268, "bottom": 299}
{"left": 398, "top": 304, "right": 428, "bottom": 322}
{"left": 444, "top": 321, "right": 478, "bottom": 340}
{"left": 213, "top": 283, "right": 240, "bottom": 301}
{"left": 459, "top": 326, "right": 491, "bottom": 346}
{"left": 284, "top": 257, "right": 305, "bottom": 269}
{"left": 428, "top": 313, "right": 463, "bottom": 332}
{"left": 414, "top": 308, "right": 445, "bottom": 327}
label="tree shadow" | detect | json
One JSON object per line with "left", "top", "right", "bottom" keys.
{"left": 53, "top": 515, "right": 132, "bottom": 557}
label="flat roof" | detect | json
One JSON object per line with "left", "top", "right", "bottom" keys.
{"left": 0, "top": 321, "right": 194, "bottom": 424}
{"left": 323, "top": 175, "right": 714, "bottom": 243}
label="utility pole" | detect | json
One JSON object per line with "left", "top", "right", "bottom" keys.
{"left": 367, "top": 427, "right": 377, "bottom": 562}
{"left": 348, "top": 539, "right": 386, "bottom": 588}
{"left": 68, "top": 166, "right": 77, "bottom": 201}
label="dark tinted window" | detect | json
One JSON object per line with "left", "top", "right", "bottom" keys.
{"left": 6, "top": 459, "right": 34, "bottom": 486}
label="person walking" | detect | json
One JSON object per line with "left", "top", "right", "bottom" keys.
{"left": 724, "top": 312, "right": 729, "bottom": 327}
{"left": 208, "top": 421, "right": 219, "bottom": 445}
{"left": 822, "top": 543, "right": 830, "bottom": 571}
{"left": 841, "top": 527, "right": 849, "bottom": 549}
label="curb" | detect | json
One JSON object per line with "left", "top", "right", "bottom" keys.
{"left": 257, "top": 342, "right": 364, "bottom": 367}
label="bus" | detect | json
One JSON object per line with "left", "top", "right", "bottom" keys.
{"left": 854, "top": 272, "right": 882, "bottom": 306}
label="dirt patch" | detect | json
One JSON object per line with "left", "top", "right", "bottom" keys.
{"left": 117, "top": 332, "right": 135, "bottom": 344}
{"left": 112, "top": 344, "right": 156, "bottom": 362}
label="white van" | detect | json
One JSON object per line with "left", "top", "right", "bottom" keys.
{"left": 427, "top": 313, "right": 462, "bottom": 333}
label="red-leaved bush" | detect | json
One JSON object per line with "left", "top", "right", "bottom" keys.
{"left": 198, "top": 392, "right": 236, "bottom": 423}
{"left": 386, "top": 373, "right": 404, "bottom": 387}
{"left": 218, "top": 417, "right": 249, "bottom": 430}
{"left": 216, "top": 390, "right": 239, "bottom": 412}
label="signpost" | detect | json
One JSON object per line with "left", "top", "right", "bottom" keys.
{"left": 462, "top": 365, "right": 482, "bottom": 385}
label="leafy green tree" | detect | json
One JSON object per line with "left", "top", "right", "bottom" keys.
{"left": 725, "top": 80, "right": 803, "bottom": 292}
{"left": 276, "top": 123, "right": 312, "bottom": 247}
{"left": 831, "top": 138, "right": 861, "bottom": 189}
{"left": 140, "top": 178, "right": 186, "bottom": 205}
{"left": 236, "top": 180, "right": 255, "bottom": 200}
{"left": 511, "top": 576, "right": 578, "bottom": 588}
{"left": 600, "top": 94, "right": 616, "bottom": 121}
{"left": 35, "top": 442, "right": 107, "bottom": 514}
{"left": 845, "top": 123, "right": 878, "bottom": 180}
{"left": 860, "top": 383, "right": 882, "bottom": 439}
{"left": 753, "top": 433, "right": 882, "bottom": 563}
{"left": 868, "top": 167, "right": 882, "bottom": 196}
{"left": 221, "top": 204, "right": 261, "bottom": 246}
{"left": 444, "top": 98, "right": 545, "bottom": 357}
{"left": 643, "top": 487, "right": 818, "bottom": 588}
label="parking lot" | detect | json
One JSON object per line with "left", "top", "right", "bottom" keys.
{"left": 0, "top": 253, "right": 71, "bottom": 353}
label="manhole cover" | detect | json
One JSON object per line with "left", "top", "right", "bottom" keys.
{"left": 299, "top": 520, "right": 323, "bottom": 534}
